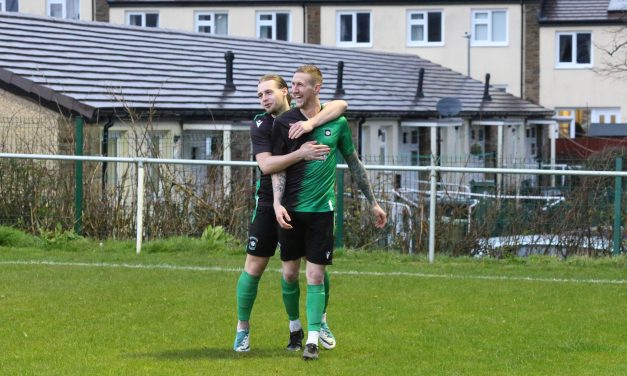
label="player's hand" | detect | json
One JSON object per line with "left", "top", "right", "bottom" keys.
{"left": 299, "top": 141, "right": 330, "bottom": 161}
{"left": 289, "top": 120, "right": 314, "bottom": 139}
{"left": 371, "top": 204, "right": 387, "bottom": 229}
{"left": 274, "top": 203, "right": 293, "bottom": 230}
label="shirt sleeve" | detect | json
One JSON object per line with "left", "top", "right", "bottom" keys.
{"left": 337, "top": 117, "right": 356, "bottom": 158}
{"left": 250, "top": 116, "right": 273, "bottom": 159}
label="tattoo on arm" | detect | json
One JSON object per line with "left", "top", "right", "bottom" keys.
{"left": 345, "top": 151, "right": 376, "bottom": 205}
{"left": 272, "top": 171, "right": 286, "bottom": 204}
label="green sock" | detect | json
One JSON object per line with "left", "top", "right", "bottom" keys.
{"left": 281, "top": 277, "right": 300, "bottom": 321}
{"left": 236, "top": 271, "right": 260, "bottom": 322}
{"left": 323, "top": 270, "right": 330, "bottom": 315}
{"left": 306, "top": 284, "right": 325, "bottom": 333}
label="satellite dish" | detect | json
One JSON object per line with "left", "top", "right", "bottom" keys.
{"left": 436, "top": 97, "right": 462, "bottom": 117}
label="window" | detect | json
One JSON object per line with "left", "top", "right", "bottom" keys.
{"left": 127, "top": 12, "right": 159, "bottom": 27}
{"left": 591, "top": 108, "right": 620, "bottom": 124}
{"left": 556, "top": 32, "right": 592, "bottom": 68}
{"left": 411, "top": 130, "right": 418, "bottom": 144}
{"left": 337, "top": 11, "right": 372, "bottom": 47}
{"left": 195, "top": 12, "right": 228, "bottom": 35}
{"left": 146, "top": 132, "right": 165, "bottom": 193}
{"left": 47, "top": 0, "right": 79, "bottom": 19}
{"left": 256, "top": 12, "right": 290, "bottom": 41}
{"left": 471, "top": 10, "right": 507, "bottom": 45}
{"left": 106, "top": 131, "right": 122, "bottom": 187}
{"left": 556, "top": 109, "right": 588, "bottom": 138}
{"left": 1, "top": 0, "right": 19, "bottom": 12}
{"left": 407, "top": 10, "right": 443, "bottom": 46}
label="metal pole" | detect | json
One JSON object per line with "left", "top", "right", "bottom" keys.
{"left": 550, "top": 122, "right": 557, "bottom": 187}
{"left": 613, "top": 157, "right": 623, "bottom": 256}
{"left": 223, "top": 130, "right": 232, "bottom": 196}
{"left": 74, "top": 116, "right": 84, "bottom": 235}
{"left": 136, "top": 161, "right": 145, "bottom": 255}
{"left": 428, "top": 125, "right": 437, "bottom": 263}
{"left": 464, "top": 32, "right": 471, "bottom": 77}
{"left": 497, "top": 124, "right": 504, "bottom": 195}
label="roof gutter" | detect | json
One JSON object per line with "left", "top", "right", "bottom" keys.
{"left": 0, "top": 68, "right": 96, "bottom": 120}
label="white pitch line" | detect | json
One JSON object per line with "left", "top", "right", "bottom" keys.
{"left": 0, "top": 260, "right": 625, "bottom": 285}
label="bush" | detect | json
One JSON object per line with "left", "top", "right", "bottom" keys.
{"left": 0, "top": 225, "right": 43, "bottom": 248}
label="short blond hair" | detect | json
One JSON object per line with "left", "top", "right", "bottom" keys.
{"left": 295, "top": 64, "right": 323, "bottom": 85}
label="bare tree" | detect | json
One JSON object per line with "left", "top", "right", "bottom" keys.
{"left": 595, "top": 12, "right": 627, "bottom": 78}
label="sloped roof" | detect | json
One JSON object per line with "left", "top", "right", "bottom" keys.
{"left": 0, "top": 12, "right": 552, "bottom": 121}
{"left": 588, "top": 123, "right": 627, "bottom": 137}
{"left": 540, "top": 0, "right": 627, "bottom": 24}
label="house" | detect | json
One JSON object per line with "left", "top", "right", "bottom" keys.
{"left": 105, "top": 0, "right": 541, "bottom": 101}
{"left": 105, "top": 0, "right": 627, "bottom": 161}
{"left": 0, "top": 12, "right": 553, "bottom": 196}
{"left": 539, "top": 0, "right": 627, "bottom": 160}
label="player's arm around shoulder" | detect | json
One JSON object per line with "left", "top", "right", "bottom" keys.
{"left": 257, "top": 117, "right": 330, "bottom": 175}
{"left": 288, "top": 100, "right": 348, "bottom": 139}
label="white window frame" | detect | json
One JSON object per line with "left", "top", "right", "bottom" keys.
{"left": 555, "top": 31, "right": 593, "bottom": 69}
{"left": 3, "top": 0, "right": 20, "bottom": 11}
{"left": 407, "top": 10, "right": 444, "bottom": 47}
{"left": 106, "top": 131, "right": 123, "bottom": 187}
{"left": 555, "top": 108, "right": 576, "bottom": 138}
{"left": 591, "top": 108, "right": 621, "bottom": 124}
{"left": 256, "top": 11, "right": 291, "bottom": 41}
{"left": 194, "top": 11, "right": 228, "bottom": 35}
{"left": 0, "top": 0, "right": 5, "bottom": 11}
{"left": 47, "top": 0, "right": 65, "bottom": 18}
{"left": 126, "top": 12, "right": 160, "bottom": 27}
{"left": 471, "top": 9, "right": 508, "bottom": 46}
{"left": 47, "top": 0, "right": 79, "bottom": 19}
{"left": 336, "top": 10, "right": 373, "bottom": 48}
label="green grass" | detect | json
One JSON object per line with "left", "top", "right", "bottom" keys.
{"left": 0, "top": 229, "right": 625, "bottom": 375}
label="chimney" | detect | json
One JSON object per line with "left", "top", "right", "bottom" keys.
{"left": 224, "top": 50, "right": 236, "bottom": 90}
{"left": 335, "top": 61, "right": 345, "bottom": 96}
{"left": 415, "top": 67, "right": 425, "bottom": 98}
{"left": 483, "top": 73, "right": 492, "bottom": 101}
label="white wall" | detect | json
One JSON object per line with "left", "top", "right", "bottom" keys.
{"left": 320, "top": 4, "right": 524, "bottom": 96}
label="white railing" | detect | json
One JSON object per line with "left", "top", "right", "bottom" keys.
{"left": 1, "top": 152, "right": 625, "bottom": 262}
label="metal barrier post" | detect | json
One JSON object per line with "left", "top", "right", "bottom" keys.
{"left": 136, "top": 161, "right": 145, "bottom": 255}
{"left": 613, "top": 156, "right": 623, "bottom": 256}
{"left": 428, "top": 125, "right": 437, "bottom": 263}
{"left": 74, "top": 116, "right": 84, "bottom": 235}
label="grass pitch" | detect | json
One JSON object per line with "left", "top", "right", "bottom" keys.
{"left": 0, "top": 236, "right": 625, "bottom": 375}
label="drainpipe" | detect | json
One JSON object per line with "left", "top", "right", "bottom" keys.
{"left": 224, "top": 51, "right": 236, "bottom": 90}
{"left": 302, "top": 3, "right": 307, "bottom": 43}
{"left": 74, "top": 116, "right": 84, "bottom": 235}
{"left": 335, "top": 61, "right": 345, "bottom": 96}
{"left": 483, "top": 73, "right": 492, "bottom": 101}
{"left": 416, "top": 67, "right": 425, "bottom": 98}
{"left": 101, "top": 117, "right": 115, "bottom": 194}
{"left": 520, "top": 0, "right": 524, "bottom": 98}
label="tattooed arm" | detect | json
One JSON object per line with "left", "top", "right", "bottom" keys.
{"left": 272, "top": 171, "right": 292, "bottom": 229}
{"left": 345, "top": 150, "right": 387, "bottom": 228}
